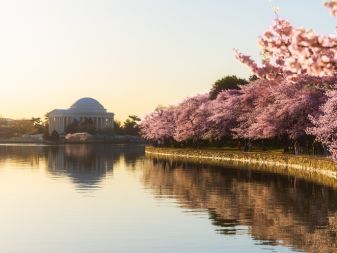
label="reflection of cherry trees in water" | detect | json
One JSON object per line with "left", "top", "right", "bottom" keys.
{"left": 142, "top": 158, "right": 337, "bottom": 253}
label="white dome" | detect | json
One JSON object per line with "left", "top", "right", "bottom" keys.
{"left": 70, "top": 97, "right": 106, "bottom": 113}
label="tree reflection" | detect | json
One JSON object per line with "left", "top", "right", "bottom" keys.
{"left": 142, "top": 158, "right": 337, "bottom": 253}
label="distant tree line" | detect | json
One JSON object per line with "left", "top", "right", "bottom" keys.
{"left": 0, "top": 117, "right": 46, "bottom": 139}
{"left": 0, "top": 115, "right": 141, "bottom": 141}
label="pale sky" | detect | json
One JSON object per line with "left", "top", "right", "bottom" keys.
{"left": 0, "top": 0, "right": 335, "bottom": 121}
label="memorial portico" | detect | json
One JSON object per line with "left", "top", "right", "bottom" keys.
{"left": 47, "top": 97, "right": 114, "bottom": 134}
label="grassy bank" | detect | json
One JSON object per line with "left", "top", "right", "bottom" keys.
{"left": 145, "top": 146, "right": 337, "bottom": 189}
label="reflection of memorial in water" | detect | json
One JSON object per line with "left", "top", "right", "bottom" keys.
{"left": 47, "top": 144, "right": 144, "bottom": 190}
{"left": 143, "top": 158, "right": 337, "bottom": 253}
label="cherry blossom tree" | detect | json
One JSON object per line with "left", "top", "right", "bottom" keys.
{"left": 307, "top": 90, "right": 337, "bottom": 161}
{"left": 173, "top": 94, "right": 210, "bottom": 142}
{"left": 203, "top": 89, "right": 242, "bottom": 140}
{"left": 233, "top": 77, "right": 328, "bottom": 139}
{"left": 231, "top": 79, "right": 278, "bottom": 140}
{"left": 139, "top": 106, "right": 176, "bottom": 144}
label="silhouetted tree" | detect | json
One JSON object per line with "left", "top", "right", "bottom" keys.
{"left": 209, "top": 75, "right": 247, "bottom": 100}
{"left": 113, "top": 120, "right": 123, "bottom": 134}
{"left": 31, "top": 117, "right": 47, "bottom": 134}
{"left": 123, "top": 115, "right": 141, "bottom": 135}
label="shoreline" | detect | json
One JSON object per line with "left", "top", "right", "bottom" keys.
{"left": 145, "top": 146, "right": 337, "bottom": 189}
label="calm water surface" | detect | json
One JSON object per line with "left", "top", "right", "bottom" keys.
{"left": 0, "top": 144, "right": 336, "bottom": 253}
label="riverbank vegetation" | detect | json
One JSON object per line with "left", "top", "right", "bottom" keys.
{"left": 140, "top": 1, "right": 337, "bottom": 162}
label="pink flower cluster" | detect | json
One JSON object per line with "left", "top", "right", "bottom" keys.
{"left": 139, "top": 106, "right": 176, "bottom": 145}
{"left": 236, "top": 17, "right": 337, "bottom": 78}
{"left": 325, "top": 0, "right": 337, "bottom": 17}
{"left": 308, "top": 90, "right": 337, "bottom": 160}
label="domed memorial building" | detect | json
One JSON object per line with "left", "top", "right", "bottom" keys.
{"left": 47, "top": 97, "right": 114, "bottom": 134}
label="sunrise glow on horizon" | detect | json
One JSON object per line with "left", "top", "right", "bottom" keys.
{"left": 0, "top": 0, "right": 335, "bottom": 120}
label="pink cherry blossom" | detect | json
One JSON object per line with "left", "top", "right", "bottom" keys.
{"left": 203, "top": 89, "right": 242, "bottom": 140}
{"left": 325, "top": 0, "right": 337, "bottom": 17}
{"left": 174, "top": 94, "right": 210, "bottom": 142}
{"left": 307, "top": 90, "right": 337, "bottom": 161}
{"left": 236, "top": 16, "right": 337, "bottom": 79}
{"left": 139, "top": 106, "right": 176, "bottom": 144}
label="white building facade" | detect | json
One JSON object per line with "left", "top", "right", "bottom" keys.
{"left": 47, "top": 97, "right": 114, "bottom": 134}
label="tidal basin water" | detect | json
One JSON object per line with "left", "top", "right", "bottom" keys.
{"left": 0, "top": 144, "right": 336, "bottom": 253}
